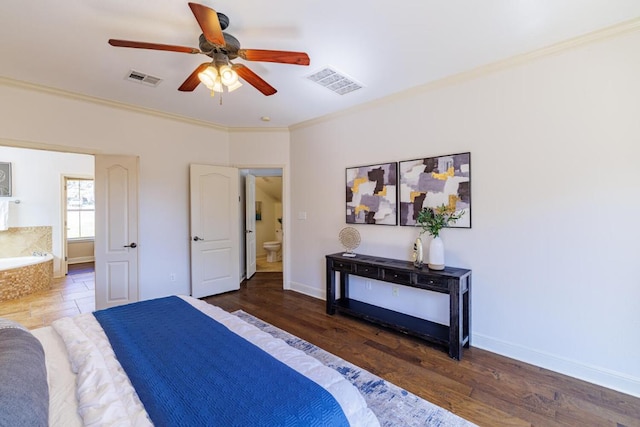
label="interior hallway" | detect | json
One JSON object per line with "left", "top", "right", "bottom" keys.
{"left": 0, "top": 262, "right": 95, "bottom": 329}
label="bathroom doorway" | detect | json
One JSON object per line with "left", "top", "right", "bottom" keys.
{"left": 240, "top": 169, "right": 283, "bottom": 276}
{"left": 63, "top": 176, "right": 95, "bottom": 276}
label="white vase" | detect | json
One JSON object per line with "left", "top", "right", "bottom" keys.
{"left": 428, "top": 236, "right": 445, "bottom": 270}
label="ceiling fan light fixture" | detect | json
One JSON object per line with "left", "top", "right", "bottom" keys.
{"left": 198, "top": 66, "right": 218, "bottom": 89}
{"left": 226, "top": 80, "right": 243, "bottom": 92}
{"left": 212, "top": 77, "right": 224, "bottom": 93}
{"left": 219, "top": 65, "right": 239, "bottom": 86}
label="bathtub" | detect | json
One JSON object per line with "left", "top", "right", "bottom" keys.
{"left": 0, "top": 254, "right": 54, "bottom": 302}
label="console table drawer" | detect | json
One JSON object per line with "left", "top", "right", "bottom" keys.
{"left": 331, "top": 259, "right": 354, "bottom": 272}
{"left": 415, "top": 274, "right": 448, "bottom": 291}
{"left": 355, "top": 264, "right": 379, "bottom": 279}
{"left": 382, "top": 268, "right": 412, "bottom": 285}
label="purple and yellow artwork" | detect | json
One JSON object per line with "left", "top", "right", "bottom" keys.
{"left": 399, "top": 152, "right": 471, "bottom": 227}
{"left": 346, "top": 162, "right": 397, "bottom": 225}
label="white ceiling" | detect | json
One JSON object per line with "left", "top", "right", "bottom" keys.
{"left": 1, "top": 1, "right": 639, "bottom": 129}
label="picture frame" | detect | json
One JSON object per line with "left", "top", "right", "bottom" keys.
{"left": 399, "top": 152, "right": 471, "bottom": 228}
{"left": 0, "top": 162, "right": 12, "bottom": 197}
{"left": 255, "top": 201, "right": 262, "bottom": 221}
{"left": 346, "top": 162, "right": 397, "bottom": 225}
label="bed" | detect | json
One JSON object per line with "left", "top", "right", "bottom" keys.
{"left": 2, "top": 295, "right": 379, "bottom": 427}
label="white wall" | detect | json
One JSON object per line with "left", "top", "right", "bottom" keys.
{"left": 0, "top": 146, "right": 93, "bottom": 276}
{"left": 0, "top": 82, "right": 230, "bottom": 299}
{"left": 289, "top": 29, "right": 640, "bottom": 397}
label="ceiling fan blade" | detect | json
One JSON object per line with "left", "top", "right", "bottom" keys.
{"left": 237, "top": 49, "right": 310, "bottom": 66}
{"left": 178, "top": 63, "right": 210, "bottom": 91}
{"left": 188, "top": 2, "right": 225, "bottom": 46}
{"left": 233, "top": 64, "right": 277, "bottom": 96}
{"left": 108, "top": 39, "right": 200, "bottom": 54}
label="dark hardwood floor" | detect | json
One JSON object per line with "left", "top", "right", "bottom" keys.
{"left": 205, "top": 272, "right": 640, "bottom": 427}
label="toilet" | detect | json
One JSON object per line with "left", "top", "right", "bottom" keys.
{"left": 263, "top": 229, "right": 283, "bottom": 263}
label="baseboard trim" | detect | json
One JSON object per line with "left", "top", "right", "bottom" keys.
{"left": 68, "top": 256, "right": 95, "bottom": 265}
{"left": 473, "top": 333, "right": 640, "bottom": 398}
{"left": 288, "top": 281, "right": 324, "bottom": 300}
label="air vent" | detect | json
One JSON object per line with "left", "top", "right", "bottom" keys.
{"left": 126, "top": 70, "right": 162, "bottom": 87}
{"left": 306, "top": 67, "right": 363, "bottom": 95}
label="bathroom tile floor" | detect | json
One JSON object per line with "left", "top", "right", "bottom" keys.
{"left": 256, "top": 255, "right": 282, "bottom": 273}
{"left": 0, "top": 262, "right": 95, "bottom": 330}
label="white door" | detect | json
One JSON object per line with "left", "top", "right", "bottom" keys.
{"left": 245, "top": 174, "right": 257, "bottom": 279}
{"left": 94, "top": 155, "right": 139, "bottom": 310}
{"left": 190, "top": 164, "right": 240, "bottom": 298}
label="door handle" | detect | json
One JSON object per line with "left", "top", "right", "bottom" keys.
{"left": 245, "top": 230, "right": 253, "bottom": 234}
{"left": 124, "top": 242, "right": 137, "bottom": 248}
{"left": 193, "top": 236, "right": 202, "bottom": 241}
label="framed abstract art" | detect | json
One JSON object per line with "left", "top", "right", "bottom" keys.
{"left": 399, "top": 152, "right": 471, "bottom": 228}
{"left": 346, "top": 162, "right": 397, "bottom": 225}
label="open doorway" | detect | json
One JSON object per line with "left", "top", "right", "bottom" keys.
{"left": 63, "top": 176, "right": 95, "bottom": 276}
{"left": 254, "top": 175, "right": 283, "bottom": 273}
{"left": 240, "top": 168, "right": 283, "bottom": 278}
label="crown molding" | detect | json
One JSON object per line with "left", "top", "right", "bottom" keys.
{"left": 290, "top": 17, "right": 640, "bottom": 131}
{"left": 0, "top": 76, "right": 229, "bottom": 132}
{"left": 228, "top": 126, "right": 290, "bottom": 133}
{"left": 0, "top": 137, "right": 100, "bottom": 155}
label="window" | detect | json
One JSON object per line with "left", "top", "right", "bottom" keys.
{"left": 66, "top": 179, "right": 95, "bottom": 239}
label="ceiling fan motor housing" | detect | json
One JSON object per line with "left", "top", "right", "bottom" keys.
{"left": 199, "top": 33, "right": 240, "bottom": 59}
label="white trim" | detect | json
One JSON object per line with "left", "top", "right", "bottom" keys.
{"left": 1, "top": 77, "right": 228, "bottom": 132}
{"left": 67, "top": 237, "right": 95, "bottom": 243}
{"left": 288, "top": 281, "right": 324, "bottom": 300}
{"left": 472, "top": 333, "right": 640, "bottom": 398}
{"left": 0, "top": 137, "right": 102, "bottom": 155}
{"left": 68, "top": 256, "right": 95, "bottom": 265}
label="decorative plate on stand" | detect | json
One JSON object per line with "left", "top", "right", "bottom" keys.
{"left": 338, "top": 227, "right": 360, "bottom": 257}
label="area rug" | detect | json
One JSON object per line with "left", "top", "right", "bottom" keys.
{"left": 233, "top": 310, "right": 476, "bottom": 427}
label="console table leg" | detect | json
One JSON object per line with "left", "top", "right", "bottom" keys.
{"left": 463, "top": 286, "right": 470, "bottom": 348}
{"left": 325, "top": 261, "right": 336, "bottom": 315}
{"left": 449, "top": 280, "right": 463, "bottom": 360}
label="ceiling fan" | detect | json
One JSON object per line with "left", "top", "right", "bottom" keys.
{"left": 108, "top": 2, "right": 310, "bottom": 96}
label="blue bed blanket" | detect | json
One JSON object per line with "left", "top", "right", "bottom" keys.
{"left": 94, "top": 296, "right": 349, "bottom": 427}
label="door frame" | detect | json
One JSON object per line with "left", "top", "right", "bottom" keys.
{"left": 245, "top": 174, "right": 257, "bottom": 280}
{"left": 236, "top": 165, "right": 287, "bottom": 289}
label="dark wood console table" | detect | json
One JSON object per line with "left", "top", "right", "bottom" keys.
{"left": 325, "top": 252, "right": 471, "bottom": 360}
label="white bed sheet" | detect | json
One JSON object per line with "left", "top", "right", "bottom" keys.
{"left": 33, "top": 296, "right": 379, "bottom": 427}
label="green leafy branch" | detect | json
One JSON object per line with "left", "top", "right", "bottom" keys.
{"left": 416, "top": 204, "right": 465, "bottom": 238}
